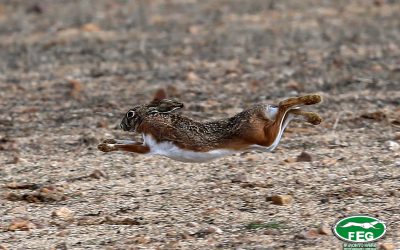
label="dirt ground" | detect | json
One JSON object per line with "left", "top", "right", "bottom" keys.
{"left": 0, "top": 0, "right": 400, "bottom": 249}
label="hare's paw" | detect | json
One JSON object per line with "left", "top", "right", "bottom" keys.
{"left": 300, "top": 94, "right": 322, "bottom": 105}
{"left": 98, "top": 143, "right": 115, "bottom": 152}
{"left": 307, "top": 113, "right": 322, "bottom": 125}
{"left": 103, "top": 139, "right": 117, "bottom": 144}
{"left": 278, "top": 94, "right": 321, "bottom": 108}
{"left": 289, "top": 109, "right": 322, "bottom": 125}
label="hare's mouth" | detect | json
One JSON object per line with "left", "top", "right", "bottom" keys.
{"left": 120, "top": 122, "right": 129, "bottom": 131}
{"left": 120, "top": 118, "right": 141, "bottom": 132}
{"left": 120, "top": 120, "right": 133, "bottom": 131}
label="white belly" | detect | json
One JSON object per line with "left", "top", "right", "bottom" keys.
{"left": 142, "top": 107, "right": 296, "bottom": 162}
{"left": 143, "top": 134, "right": 236, "bottom": 163}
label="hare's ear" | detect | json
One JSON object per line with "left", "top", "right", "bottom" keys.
{"left": 153, "top": 88, "right": 167, "bottom": 102}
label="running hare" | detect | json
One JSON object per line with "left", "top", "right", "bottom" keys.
{"left": 98, "top": 94, "right": 322, "bottom": 162}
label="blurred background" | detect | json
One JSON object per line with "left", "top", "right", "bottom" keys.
{"left": 0, "top": 0, "right": 399, "bottom": 249}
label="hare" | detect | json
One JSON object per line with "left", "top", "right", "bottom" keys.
{"left": 98, "top": 93, "right": 322, "bottom": 162}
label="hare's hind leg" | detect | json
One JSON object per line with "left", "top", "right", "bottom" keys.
{"left": 262, "top": 94, "right": 322, "bottom": 149}
{"left": 278, "top": 94, "right": 322, "bottom": 109}
{"left": 98, "top": 139, "right": 150, "bottom": 154}
{"left": 289, "top": 109, "right": 322, "bottom": 125}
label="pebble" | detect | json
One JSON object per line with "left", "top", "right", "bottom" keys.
{"left": 296, "top": 229, "right": 319, "bottom": 239}
{"left": 133, "top": 235, "right": 151, "bottom": 244}
{"left": 296, "top": 152, "right": 313, "bottom": 162}
{"left": 385, "top": 141, "right": 399, "bottom": 151}
{"left": 52, "top": 207, "right": 74, "bottom": 221}
{"left": 8, "top": 219, "right": 36, "bottom": 231}
{"left": 379, "top": 243, "right": 395, "bottom": 250}
{"left": 53, "top": 242, "right": 67, "bottom": 250}
{"left": 186, "top": 222, "right": 199, "bottom": 227}
{"left": 317, "top": 223, "right": 331, "bottom": 235}
{"left": 270, "top": 195, "right": 293, "bottom": 205}
{"left": 231, "top": 173, "right": 247, "bottom": 183}
{"left": 361, "top": 111, "right": 386, "bottom": 121}
{"left": 195, "top": 225, "right": 223, "bottom": 236}
{"left": 89, "top": 169, "right": 108, "bottom": 179}
{"left": 81, "top": 23, "right": 101, "bottom": 32}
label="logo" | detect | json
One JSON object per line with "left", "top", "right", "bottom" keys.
{"left": 333, "top": 215, "right": 386, "bottom": 243}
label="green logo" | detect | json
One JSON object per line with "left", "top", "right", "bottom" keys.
{"left": 333, "top": 215, "right": 386, "bottom": 243}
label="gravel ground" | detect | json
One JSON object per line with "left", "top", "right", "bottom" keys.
{"left": 0, "top": 0, "right": 399, "bottom": 249}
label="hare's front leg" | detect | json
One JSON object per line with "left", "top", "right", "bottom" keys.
{"left": 98, "top": 139, "right": 150, "bottom": 154}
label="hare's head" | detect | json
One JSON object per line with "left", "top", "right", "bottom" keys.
{"left": 120, "top": 98, "right": 184, "bottom": 132}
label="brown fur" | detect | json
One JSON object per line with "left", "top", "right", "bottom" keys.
{"left": 98, "top": 94, "right": 322, "bottom": 155}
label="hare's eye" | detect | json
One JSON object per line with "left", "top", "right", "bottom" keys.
{"left": 126, "top": 111, "right": 135, "bottom": 118}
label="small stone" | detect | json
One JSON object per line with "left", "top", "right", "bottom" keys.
{"left": 194, "top": 226, "right": 223, "bottom": 237}
{"left": 231, "top": 173, "right": 247, "bottom": 183}
{"left": 26, "top": 3, "right": 43, "bottom": 14}
{"left": 10, "top": 206, "right": 27, "bottom": 214}
{"left": 284, "top": 157, "right": 296, "bottom": 163}
{"left": 209, "top": 226, "right": 223, "bottom": 234}
{"left": 163, "top": 241, "right": 180, "bottom": 249}
{"left": 8, "top": 219, "right": 36, "bottom": 231}
{"left": 96, "top": 121, "right": 108, "bottom": 128}
{"left": 246, "top": 154, "right": 259, "bottom": 162}
{"left": 81, "top": 23, "right": 101, "bottom": 32}
{"left": 379, "top": 243, "right": 395, "bottom": 250}
{"left": 0, "top": 244, "right": 9, "bottom": 250}
{"left": 133, "top": 235, "right": 151, "bottom": 244}
{"left": 297, "top": 229, "right": 319, "bottom": 239}
{"left": 188, "top": 25, "right": 202, "bottom": 35}
{"left": 361, "top": 111, "right": 387, "bottom": 121}
{"left": 104, "top": 216, "right": 141, "bottom": 225}
{"left": 385, "top": 141, "right": 399, "bottom": 151}
{"left": 7, "top": 156, "right": 19, "bottom": 164}
{"left": 270, "top": 195, "right": 293, "bottom": 205}
{"left": 370, "top": 64, "right": 383, "bottom": 72}
{"left": 6, "top": 193, "right": 21, "bottom": 201}
{"left": 317, "top": 224, "right": 331, "bottom": 235}
{"left": 285, "top": 80, "right": 303, "bottom": 91}
{"left": 6, "top": 182, "right": 40, "bottom": 190}
{"left": 52, "top": 207, "right": 74, "bottom": 221}
{"left": 373, "top": 0, "right": 385, "bottom": 6}
{"left": 186, "top": 71, "right": 200, "bottom": 81}
{"left": 36, "top": 186, "right": 67, "bottom": 202}
{"left": 166, "top": 231, "right": 177, "bottom": 237}
{"left": 180, "top": 231, "right": 194, "bottom": 240}
{"left": 0, "top": 137, "right": 18, "bottom": 151}
{"left": 296, "top": 152, "right": 313, "bottom": 162}
{"left": 391, "top": 120, "right": 400, "bottom": 127}
{"left": 322, "top": 158, "right": 338, "bottom": 166}
{"left": 89, "top": 169, "right": 107, "bottom": 179}
{"left": 56, "top": 230, "right": 68, "bottom": 237}
{"left": 53, "top": 242, "right": 67, "bottom": 250}
{"left": 68, "top": 79, "right": 82, "bottom": 99}
{"left": 186, "top": 222, "right": 199, "bottom": 227}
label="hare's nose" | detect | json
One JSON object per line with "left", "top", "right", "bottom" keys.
{"left": 120, "top": 122, "right": 130, "bottom": 131}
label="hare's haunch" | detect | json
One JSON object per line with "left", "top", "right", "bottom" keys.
{"left": 98, "top": 94, "right": 322, "bottom": 162}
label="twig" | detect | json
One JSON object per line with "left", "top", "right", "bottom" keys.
{"left": 332, "top": 111, "right": 342, "bottom": 131}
